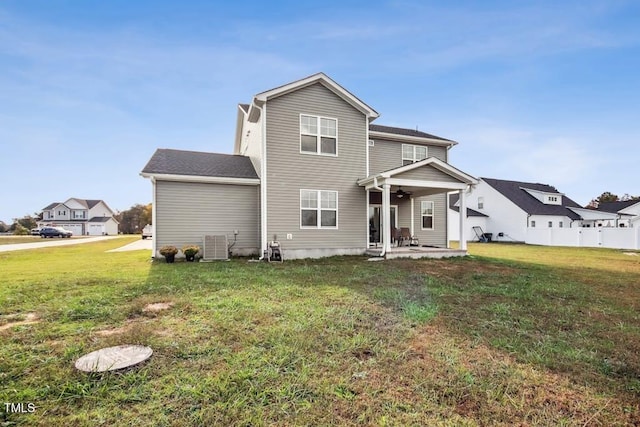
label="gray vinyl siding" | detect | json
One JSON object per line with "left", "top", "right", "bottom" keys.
{"left": 369, "top": 138, "right": 447, "bottom": 174}
{"left": 265, "top": 83, "right": 367, "bottom": 250}
{"left": 155, "top": 180, "right": 260, "bottom": 255}
{"left": 394, "top": 165, "right": 461, "bottom": 182}
{"left": 413, "top": 193, "right": 448, "bottom": 247}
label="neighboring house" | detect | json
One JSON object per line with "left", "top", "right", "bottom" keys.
{"left": 447, "top": 193, "right": 488, "bottom": 242}
{"left": 37, "top": 198, "right": 119, "bottom": 235}
{"left": 451, "top": 178, "right": 585, "bottom": 242}
{"left": 141, "top": 73, "right": 477, "bottom": 259}
{"left": 593, "top": 200, "right": 640, "bottom": 227}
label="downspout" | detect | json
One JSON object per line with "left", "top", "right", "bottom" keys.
{"left": 151, "top": 176, "right": 157, "bottom": 258}
{"left": 254, "top": 102, "right": 267, "bottom": 260}
{"left": 370, "top": 176, "right": 386, "bottom": 257}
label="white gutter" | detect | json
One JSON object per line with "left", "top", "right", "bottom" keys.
{"left": 259, "top": 102, "right": 268, "bottom": 260}
{"left": 151, "top": 177, "right": 157, "bottom": 258}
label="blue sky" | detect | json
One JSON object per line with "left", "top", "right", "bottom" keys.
{"left": 1, "top": 0, "right": 639, "bottom": 223}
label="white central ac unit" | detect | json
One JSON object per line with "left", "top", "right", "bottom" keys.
{"left": 203, "top": 235, "right": 229, "bottom": 260}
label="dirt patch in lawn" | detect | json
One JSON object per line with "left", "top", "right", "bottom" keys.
{"left": 0, "top": 312, "right": 39, "bottom": 331}
{"left": 143, "top": 302, "right": 174, "bottom": 313}
{"left": 407, "top": 322, "right": 639, "bottom": 424}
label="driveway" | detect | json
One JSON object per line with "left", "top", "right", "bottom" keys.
{"left": 106, "top": 238, "right": 152, "bottom": 252}
{"left": 0, "top": 236, "right": 121, "bottom": 253}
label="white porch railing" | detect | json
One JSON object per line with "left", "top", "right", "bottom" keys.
{"left": 525, "top": 227, "right": 640, "bottom": 250}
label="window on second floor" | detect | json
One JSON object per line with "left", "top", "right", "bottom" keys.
{"left": 531, "top": 220, "right": 536, "bottom": 228}
{"left": 402, "top": 144, "right": 428, "bottom": 165}
{"left": 300, "top": 115, "right": 337, "bottom": 156}
{"left": 477, "top": 197, "right": 484, "bottom": 210}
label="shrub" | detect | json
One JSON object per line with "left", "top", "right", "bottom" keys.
{"left": 181, "top": 245, "right": 200, "bottom": 257}
{"left": 159, "top": 245, "right": 178, "bottom": 256}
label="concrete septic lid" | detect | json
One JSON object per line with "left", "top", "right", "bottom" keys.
{"left": 75, "top": 345, "right": 153, "bottom": 373}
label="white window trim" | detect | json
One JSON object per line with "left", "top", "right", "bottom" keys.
{"left": 300, "top": 189, "right": 338, "bottom": 229}
{"left": 477, "top": 197, "right": 484, "bottom": 210}
{"left": 299, "top": 114, "right": 339, "bottom": 157}
{"left": 402, "top": 143, "right": 428, "bottom": 164}
{"left": 420, "top": 200, "right": 434, "bottom": 230}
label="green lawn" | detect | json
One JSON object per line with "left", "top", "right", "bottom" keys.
{"left": 1, "top": 238, "right": 639, "bottom": 426}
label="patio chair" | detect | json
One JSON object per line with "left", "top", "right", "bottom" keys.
{"left": 400, "top": 227, "right": 411, "bottom": 246}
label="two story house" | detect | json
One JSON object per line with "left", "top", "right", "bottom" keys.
{"left": 449, "top": 177, "right": 587, "bottom": 242}
{"left": 38, "top": 198, "right": 119, "bottom": 235}
{"left": 141, "top": 73, "right": 477, "bottom": 259}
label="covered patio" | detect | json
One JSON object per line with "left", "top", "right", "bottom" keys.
{"left": 358, "top": 157, "right": 478, "bottom": 259}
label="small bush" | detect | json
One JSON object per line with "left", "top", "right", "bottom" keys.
{"left": 181, "top": 245, "right": 200, "bottom": 257}
{"left": 159, "top": 245, "right": 178, "bottom": 256}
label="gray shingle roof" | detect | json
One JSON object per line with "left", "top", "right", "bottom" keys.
{"left": 482, "top": 177, "right": 582, "bottom": 219}
{"left": 449, "top": 193, "right": 488, "bottom": 217}
{"left": 142, "top": 149, "right": 259, "bottom": 180}
{"left": 369, "top": 124, "right": 451, "bottom": 142}
{"left": 42, "top": 202, "right": 60, "bottom": 210}
{"left": 596, "top": 200, "right": 640, "bottom": 213}
{"left": 88, "top": 217, "right": 112, "bottom": 223}
{"left": 239, "top": 103, "right": 250, "bottom": 113}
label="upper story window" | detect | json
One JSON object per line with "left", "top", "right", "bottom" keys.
{"left": 300, "top": 189, "right": 338, "bottom": 228}
{"left": 402, "top": 144, "right": 427, "bottom": 165}
{"left": 544, "top": 194, "right": 562, "bottom": 205}
{"left": 72, "top": 210, "right": 86, "bottom": 219}
{"left": 477, "top": 197, "right": 484, "bottom": 210}
{"left": 300, "top": 115, "right": 337, "bottom": 156}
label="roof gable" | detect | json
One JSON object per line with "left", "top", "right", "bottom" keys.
{"left": 253, "top": 72, "right": 379, "bottom": 119}
{"left": 597, "top": 200, "right": 640, "bottom": 213}
{"left": 384, "top": 157, "right": 477, "bottom": 184}
{"left": 482, "top": 177, "right": 582, "bottom": 219}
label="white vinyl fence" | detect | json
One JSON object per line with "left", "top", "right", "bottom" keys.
{"left": 526, "top": 227, "right": 640, "bottom": 250}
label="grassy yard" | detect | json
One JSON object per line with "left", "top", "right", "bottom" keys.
{"left": 0, "top": 236, "right": 44, "bottom": 245}
{"left": 1, "top": 238, "right": 639, "bottom": 426}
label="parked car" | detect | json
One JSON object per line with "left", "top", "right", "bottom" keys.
{"left": 30, "top": 228, "right": 40, "bottom": 236}
{"left": 141, "top": 224, "right": 152, "bottom": 240}
{"left": 39, "top": 227, "right": 73, "bottom": 238}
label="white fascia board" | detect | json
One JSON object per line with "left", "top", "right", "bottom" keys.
{"left": 520, "top": 187, "right": 564, "bottom": 197}
{"left": 254, "top": 72, "right": 379, "bottom": 119}
{"left": 368, "top": 130, "right": 457, "bottom": 147}
{"left": 233, "top": 105, "right": 247, "bottom": 154}
{"left": 139, "top": 172, "right": 260, "bottom": 186}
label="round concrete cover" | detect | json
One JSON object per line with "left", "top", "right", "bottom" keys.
{"left": 75, "top": 345, "right": 153, "bottom": 373}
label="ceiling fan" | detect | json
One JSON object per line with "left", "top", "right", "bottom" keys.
{"left": 395, "top": 187, "right": 411, "bottom": 198}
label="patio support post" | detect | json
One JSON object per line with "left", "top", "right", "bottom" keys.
{"left": 459, "top": 188, "right": 467, "bottom": 251}
{"left": 382, "top": 183, "right": 392, "bottom": 252}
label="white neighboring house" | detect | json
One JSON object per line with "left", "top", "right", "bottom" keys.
{"left": 37, "top": 198, "right": 119, "bottom": 236}
{"left": 449, "top": 178, "right": 585, "bottom": 242}
{"left": 447, "top": 193, "right": 489, "bottom": 242}
{"left": 593, "top": 200, "right": 640, "bottom": 227}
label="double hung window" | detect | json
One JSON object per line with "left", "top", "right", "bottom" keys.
{"left": 300, "top": 115, "right": 337, "bottom": 155}
{"left": 300, "top": 190, "right": 338, "bottom": 228}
